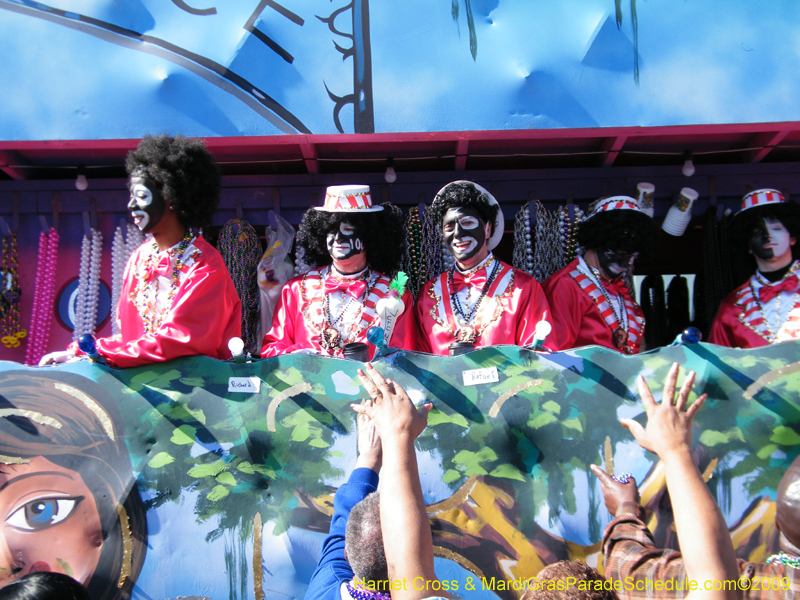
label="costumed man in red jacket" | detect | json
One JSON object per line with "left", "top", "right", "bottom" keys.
{"left": 710, "top": 189, "right": 800, "bottom": 347}
{"left": 40, "top": 134, "right": 242, "bottom": 368}
{"left": 413, "top": 180, "right": 552, "bottom": 354}
{"left": 543, "top": 196, "right": 658, "bottom": 354}
{"left": 261, "top": 185, "right": 414, "bottom": 358}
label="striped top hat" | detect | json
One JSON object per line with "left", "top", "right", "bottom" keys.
{"left": 738, "top": 189, "right": 785, "bottom": 214}
{"left": 585, "top": 196, "right": 644, "bottom": 220}
{"left": 315, "top": 185, "right": 383, "bottom": 213}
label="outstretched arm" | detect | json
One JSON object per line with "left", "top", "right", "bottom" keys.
{"left": 590, "top": 465, "right": 641, "bottom": 519}
{"left": 94, "top": 252, "right": 242, "bottom": 367}
{"left": 305, "top": 411, "right": 382, "bottom": 597}
{"left": 353, "top": 363, "right": 439, "bottom": 600}
{"left": 621, "top": 363, "right": 740, "bottom": 600}
{"left": 355, "top": 409, "right": 382, "bottom": 473}
{"left": 592, "top": 466, "right": 692, "bottom": 599}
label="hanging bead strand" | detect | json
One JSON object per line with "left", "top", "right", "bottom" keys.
{"left": 218, "top": 220, "right": 262, "bottom": 356}
{"left": 38, "top": 228, "right": 60, "bottom": 360}
{"left": 513, "top": 204, "right": 534, "bottom": 275}
{"left": 73, "top": 233, "right": 91, "bottom": 340}
{"left": 421, "top": 206, "right": 444, "bottom": 277}
{"left": 86, "top": 228, "right": 103, "bottom": 335}
{"left": 24, "top": 231, "right": 47, "bottom": 365}
{"left": 25, "top": 227, "right": 59, "bottom": 365}
{"left": 110, "top": 226, "right": 126, "bottom": 335}
{"left": 402, "top": 207, "right": 424, "bottom": 298}
{"left": 0, "top": 233, "right": 24, "bottom": 348}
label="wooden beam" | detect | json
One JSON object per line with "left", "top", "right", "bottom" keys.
{"left": 747, "top": 129, "right": 791, "bottom": 163}
{"left": 455, "top": 139, "right": 469, "bottom": 171}
{"left": 0, "top": 151, "right": 28, "bottom": 180}
{"left": 599, "top": 135, "right": 628, "bottom": 167}
{"left": 299, "top": 141, "right": 318, "bottom": 174}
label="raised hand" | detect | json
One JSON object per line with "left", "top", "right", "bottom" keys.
{"left": 590, "top": 465, "right": 640, "bottom": 517}
{"left": 621, "top": 362, "right": 707, "bottom": 459}
{"left": 351, "top": 363, "right": 432, "bottom": 443}
{"left": 355, "top": 410, "right": 382, "bottom": 472}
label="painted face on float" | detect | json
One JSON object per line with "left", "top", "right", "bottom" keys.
{"left": 598, "top": 249, "right": 638, "bottom": 279}
{"left": 0, "top": 456, "right": 103, "bottom": 586}
{"left": 748, "top": 217, "right": 795, "bottom": 261}
{"left": 326, "top": 221, "right": 365, "bottom": 261}
{"left": 127, "top": 174, "right": 166, "bottom": 233}
{"left": 442, "top": 207, "right": 489, "bottom": 264}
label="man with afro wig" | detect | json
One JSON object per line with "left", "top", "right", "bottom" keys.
{"left": 543, "top": 196, "right": 659, "bottom": 354}
{"left": 261, "top": 185, "right": 414, "bottom": 358}
{"left": 41, "top": 134, "right": 241, "bottom": 367}
{"left": 413, "top": 180, "right": 553, "bottom": 354}
{"left": 710, "top": 189, "right": 800, "bottom": 347}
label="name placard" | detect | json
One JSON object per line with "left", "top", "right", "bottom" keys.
{"left": 462, "top": 367, "right": 499, "bottom": 386}
{"left": 228, "top": 377, "right": 261, "bottom": 393}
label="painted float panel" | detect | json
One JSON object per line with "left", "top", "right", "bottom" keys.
{"left": 0, "top": 341, "right": 796, "bottom": 598}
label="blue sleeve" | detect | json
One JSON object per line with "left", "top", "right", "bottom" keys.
{"left": 304, "top": 468, "right": 380, "bottom": 599}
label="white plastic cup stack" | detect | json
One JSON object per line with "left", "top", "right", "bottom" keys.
{"left": 636, "top": 182, "right": 656, "bottom": 217}
{"left": 662, "top": 187, "right": 698, "bottom": 236}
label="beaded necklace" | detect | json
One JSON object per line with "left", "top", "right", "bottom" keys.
{"left": 558, "top": 204, "right": 584, "bottom": 264}
{"left": 134, "top": 231, "right": 192, "bottom": 333}
{"left": 110, "top": 226, "right": 126, "bottom": 335}
{"left": 73, "top": 228, "right": 103, "bottom": 339}
{"left": 766, "top": 552, "right": 800, "bottom": 569}
{"left": 345, "top": 580, "right": 391, "bottom": 600}
{"left": 319, "top": 267, "right": 375, "bottom": 351}
{"left": 582, "top": 262, "right": 630, "bottom": 351}
{"left": 421, "top": 206, "right": 444, "bottom": 285}
{"left": 0, "top": 233, "right": 24, "bottom": 348}
{"left": 448, "top": 257, "right": 500, "bottom": 343}
{"left": 24, "top": 228, "right": 59, "bottom": 365}
{"left": 512, "top": 203, "right": 533, "bottom": 275}
{"left": 449, "top": 258, "right": 500, "bottom": 323}
{"left": 750, "top": 262, "right": 800, "bottom": 342}
{"left": 218, "top": 219, "right": 262, "bottom": 355}
{"left": 402, "top": 206, "right": 424, "bottom": 298}
{"left": 533, "top": 200, "right": 561, "bottom": 282}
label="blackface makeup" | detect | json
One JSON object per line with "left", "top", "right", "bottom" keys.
{"left": 128, "top": 174, "right": 166, "bottom": 233}
{"left": 326, "top": 221, "right": 365, "bottom": 261}
{"left": 598, "top": 249, "right": 638, "bottom": 279}
{"left": 442, "top": 207, "right": 488, "bottom": 265}
{"left": 749, "top": 217, "right": 794, "bottom": 262}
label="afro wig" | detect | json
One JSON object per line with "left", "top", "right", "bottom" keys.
{"left": 126, "top": 134, "right": 221, "bottom": 228}
{"left": 296, "top": 203, "right": 405, "bottom": 275}
{"left": 578, "top": 209, "right": 660, "bottom": 257}
{"left": 429, "top": 181, "right": 500, "bottom": 237}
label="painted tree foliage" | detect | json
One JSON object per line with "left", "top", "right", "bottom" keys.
{"left": 0, "top": 340, "right": 797, "bottom": 598}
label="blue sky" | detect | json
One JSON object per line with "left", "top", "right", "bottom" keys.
{"left": 1, "top": 0, "right": 799, "bottom": 139}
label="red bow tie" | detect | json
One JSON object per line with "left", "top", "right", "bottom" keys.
{"left": 759, "top": 275, "right": 799, "bottom": 304}
{"left": 324, "top": 276, "right": 367, "bottom": 299}
{"left": 154, "top": 254, "right": 173, "bottom": 279}
{"left": 451, "top": 269, "right": 488, "bottom": 293}
{"left": 600, "top": 277, "right": 627, "bottom": 297}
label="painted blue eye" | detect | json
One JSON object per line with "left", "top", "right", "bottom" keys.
{"left": 6, "top": 496, "right": 84, "bottom": 531}
{"left": 29, "top": 501, "right": 54, "bottom": 523}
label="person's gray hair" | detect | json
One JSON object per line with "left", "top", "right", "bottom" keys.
{"left": 345, "top": 491, "right": 389, "bottom": 590}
